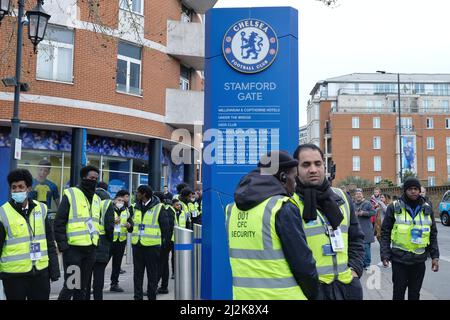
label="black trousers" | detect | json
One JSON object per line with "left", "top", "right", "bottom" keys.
{"left": 317, "top": 277, "right": 363, "bottom": 300}
{"left": 2, "top": 269, "right": 50, "bottom": 300}
{"left": 158, "top": 241, "right": 173, "bottom": 289}
{"left": 171, "top": 245, "right": 175, "bottom": 275}
{"left": 85, "top": 261, "right": 108, "bottom": 300}
{"left": 58, "top": 245, "right": 96, "bottom": 300}
{"left": 110, "top": 240, "right": 127, "bottom": 286}
{"left": 392, "top": 261, "right": 426, "bottom": 300}
{"left": 132, "top": 245, "right": 160, "bottom": 300}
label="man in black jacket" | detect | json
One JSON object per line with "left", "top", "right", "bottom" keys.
{"left": 132, "top": 185, "right": 170, "bottom": 300}
{"left": 380, "top": 177, "right": 439, "bottom": 300}
{"left": 55, "top": 165, "right": 102, "bottom": 300}
{"left": 0, "top": 169, "right": 60, "bottom": 300}
{"left": 227, "top": 150, "right": 319, "bottom": 300}
{"left": 293, "top": 144, "right": 365, "bottom": 300}
{"left": 85, "top": 184, "right": 115, "bottom": 300}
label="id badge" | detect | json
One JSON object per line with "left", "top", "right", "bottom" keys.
{"left": 411, "top": 228, "right": 423, "bottom": 244}
{"left": 30, "top": 243, "right": 42, "bottom": 261}
{"left": 322, "top": 244, "right": 336, "bottom": 256}
{"left": 328, "top": 226, "right": 345, "bottom": 252}
{"left": 85, "top": 218, "right": 96, "bottom": 235}
{"left": 191, "top": 210, "right": 198, "bottom": 218}
{"left": 138, "top": 223, "right": 145, "bottom": 236}
{"left": 114, "top": 223, "right": 121, "bottom": 233}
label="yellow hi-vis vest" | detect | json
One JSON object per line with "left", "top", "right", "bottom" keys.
{"left": 293, "top": 188, "right": 353, "bottom": 285}
{"left": 113, "top": 207, "right": 130, "bottom": 242}
{"left": 64, "top": 187, "right": 101, "bottom": 246}
{"left": 225, "top": 195, "right": 308, "bottom": 300}
{"left": 391, "top": 200, "right": 432, "bottom": 254}
{"left": 189, "top": 202, "right": 200, "bottom": 219}
{"left": 98, "top": 199, "right": 111, "bottom": 236}
{"left": 132, "top": 203, "right": 163, "bottom": 246}
{"left": 0, "top": 200, "right": 49, "bottom": 273}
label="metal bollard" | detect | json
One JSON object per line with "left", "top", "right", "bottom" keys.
{"left": 193, "top": 224, "right": 202, "bottom": 300}
{"left": 126, "top": 232, "right": 132, "bottom": 264}
{"left": 0, "top": 280, "right": 4, "bottom": 300}
{"left": 174, "top": 226, "right": 193, "bottom": 300}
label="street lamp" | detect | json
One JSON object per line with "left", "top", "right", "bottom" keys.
{"left": 377, "top": 70, "right": 402, "bottom": 184}
{"left": 0, "top": 0, "right": 11, "bottom": 22}
{"left": 0, "top": 0, "right": 50, "bottom": 171}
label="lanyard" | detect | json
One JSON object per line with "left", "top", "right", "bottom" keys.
{"left": 405, "top": 205, "right": 422, "bottom": 225}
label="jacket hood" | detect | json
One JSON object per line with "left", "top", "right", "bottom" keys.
{"left": 95, "top": 188, "right": 111, "bottom": 201}
{"left": 135, "top": 195, "right": 161, "bottom": 210}
{"left": 234, "top": 169, "right": 289, "bottom": 211}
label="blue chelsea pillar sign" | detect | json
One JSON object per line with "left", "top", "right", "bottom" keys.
{"left": 202, "top": 7, "right": 299, "bottom": 299}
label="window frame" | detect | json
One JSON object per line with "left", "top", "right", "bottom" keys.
{"left": 373, "top": 117, "right": 381, "bottom": 129}
{"left": 373, "top": 136, "right": 381, "bottom": 150}
{"left": 427, "top": 156, "right": 435, "bottom": 172}
{"left": 426, "top": 117, "right": 434, "bottom": 129}
{"left": 352, "top": 136, "right": 360, "bottom": 150}
{"left": 119, "top": 0, "right": 144, "bottom": 15}
{"left": 427, "top": 137, "right": 435, "bottom": 150}
{"left": 374, "top": 156, "right": 381, "bottom": 172}
{"left": 117, "top": 43, "right": 142, "bottom": 96}
{"left": 352, "top": 117, "right": 360, "bottom": 129}
{"left": 352, "top": 156, "right": 360, "bottom": 172}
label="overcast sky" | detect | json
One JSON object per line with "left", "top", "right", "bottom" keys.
{"left": 214, "top": 0, "right": 450, "bottom": 125}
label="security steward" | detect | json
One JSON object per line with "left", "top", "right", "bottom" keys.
{"left": 380, "top": 177, "right": 439, "bottom": 300}
{"left": 170, "top": 198, "right": 185, "bottom": 279}
{"left": 0, "top": 169, "right": 60, "bottom": 300}
{"left": 55, "top": 165, "right": 102, "bottom": 300}
{"left": 110, "top": 189, "right": 133, "bottom": 292}
{"left": 132, "top": 185, "right": 169, "bottom": 300}
{"left": 85, "top": 185, "right": 115, "bottom": 300}
{"left": 226, "top": 150, "right": 319, "bottom": 300}
{"left": 292, "top": 144, "right": 365, "bottom": 300}
{"left": 179, "top": 188, "right": 194, "bottom": 230}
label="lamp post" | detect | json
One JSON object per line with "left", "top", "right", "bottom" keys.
{"left": 377, "top": 70, "right": 402, "bottom": 184}
{"left": 1, "top": 0, "right": 50, "bottom": 171}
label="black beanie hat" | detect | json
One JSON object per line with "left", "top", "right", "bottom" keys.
{"left": 258, "top": 150, "right": 298, "bottom": 169}
{"left": 403, "top": 177, "right": 421, "bottom": 192}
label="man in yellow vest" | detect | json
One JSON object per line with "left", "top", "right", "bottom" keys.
{"left": 169, "top": 198, "right": 184, "bottom": 280}
{"left": 179, "top": 188, "right": 194, "bottom": 230}
{"left": 132, "top": 185, "right": 169, "bottom": 300}
{"left": 292, "top": 144, "right": 365, "bottom": 300}
{"left": 85, "top": 182, "right": 115, "bottom": 300}
{"left": 226, "top": 150, "right": 319, "bottom": 300}
{"left": 109, "top": 189, "right": 133, "bottom": 292}
{"left": 380, "top": 177, "right": 439, "bottom": 300}
{"left": 54, "top": 165, "right": 102, "bottom": 300}
{"left": 0, "top": 169, "right": 60, "bottom": 300}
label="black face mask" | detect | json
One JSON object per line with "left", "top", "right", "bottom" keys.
{"left": 81, "top": 179, "right": 97, "bottom": 192}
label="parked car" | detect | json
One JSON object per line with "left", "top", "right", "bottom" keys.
{"left": 439, "top": 190, "right": 450, "bottom": 226}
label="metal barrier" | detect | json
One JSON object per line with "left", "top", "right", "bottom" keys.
{"left": 174, "top": 226, "right": 193, "bottom": 300}
{"left": 0, "top": 281, "right": 4, "bottom": 300}
{"left": 193, "top": 224, "right": 202, "bottom": 300}
{"left": 125, "top": 232, "right": 132, "bottom": 264}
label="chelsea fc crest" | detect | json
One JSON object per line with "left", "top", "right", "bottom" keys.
{"left": 223, "top": 19, "right": 278, "bottom": 74}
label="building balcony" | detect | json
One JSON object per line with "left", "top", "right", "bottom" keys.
{"left": 396, "top": 125, "right": 416, "bottom": 134}
{"left": 165, "top": 89, "right": 204, "bottom": 130}
{"left": 167, "top": 20, "right": 205, "bottom": 70}
{"left": 182, "top": 0, "right": 218, "bottom": 13}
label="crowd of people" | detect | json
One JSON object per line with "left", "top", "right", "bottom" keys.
{"left": 226, "top": 144, "right": 440, "bottom": 300}
{"left": 0, "top": 166, "right": 202, "bottom": 300}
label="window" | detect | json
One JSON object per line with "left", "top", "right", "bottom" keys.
{"left": 447, "top": 137, "right": 450, "bottom": 154}
{"left": 373, "top": 117, "right": 381, "bottom": 129}
{"left": 36, "top": 25, "right": 74, "bottom": 83}
{"left": 352, "top": 117, "right": 359, "bottom": 129}
{"left": 352, "top": 136, "right": 360, "bottom": 150}
{"left": 180, "top": 65, "right": 191, "bottom": 91}
{"left": 374, "top": 176, "right": 382, "bottom": 184}
{"left": 447, "top": 156, "right": 450, "bottom": 178}
{"left": 434, "top": 84, "right": 450, "bottom": 95}
{"left": 352, "top": 156, "right": 360, "bottom": 171}
{"left": 427, "top": 137, "right": 435, "bottom": 150}
{"left": 414, "top": 83, "right": 425, "bottom": 94}
{"left": 428, "top": 177, "right": 436, "bottom": 187}
{"left": 116, "top": 41, "right": 142, "bottom": 95}
{"left": 373, "top": 136, "right": 381, "bottom": 150}
{"left": 427, "top": 156, "right": 435, "bottom": 172}
{"left": 401, "top": 117, "right": 413, "bottom": 131}
{"left": 375, "top": 83, "right": 396, "bottom": 93}
{"left": 119, "top": 0, "right": 143, "bottom": 14}
{"left": 374, "top": 156, "right": 381, "bottom": 172}
{"left": 426, "top": 117, "right": 434, "bottom": 129}
{"left": 423, "top": 100, "right": 430, "bottom": 113}
{"left": 446, "top": 119, "right": 450, "bottom": 129}
{"left": 442, "top": 100, "right": 450, "bottom": 113}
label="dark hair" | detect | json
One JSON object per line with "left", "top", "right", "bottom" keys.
{"left": 80, "top": 165, "right": 100, "bottom": 179}
{"left": 181, "top": 187, "right": 194, "bottom": 198}
{"left": 293, "top": 143, "right": 324, "bottom": 161}
{"left": 115, "top": 189, "right": 130, "bottom": 198}
{"left": 7, "top": 169, "right": 33, "bottom": 188}
{"left": 137, "top": 185, "right": 153, "bottom": 199}
{"left": 176, "top": 183, "right": 189, "bottom": 193}
{"left": 172, "top": 198, "right": 180, "bottom": 204}
{"left": 38, "top": 159, "right": 51, "bottom": 167}
{"left": 163, "top": 185, "right": 168, "bottom": 188}
{"left": 97, "top": 181, "right": 108, "bottom": 190}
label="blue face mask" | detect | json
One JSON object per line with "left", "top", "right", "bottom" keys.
{"left": 11, "top": 192, "right": 27, "bottom": 204}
